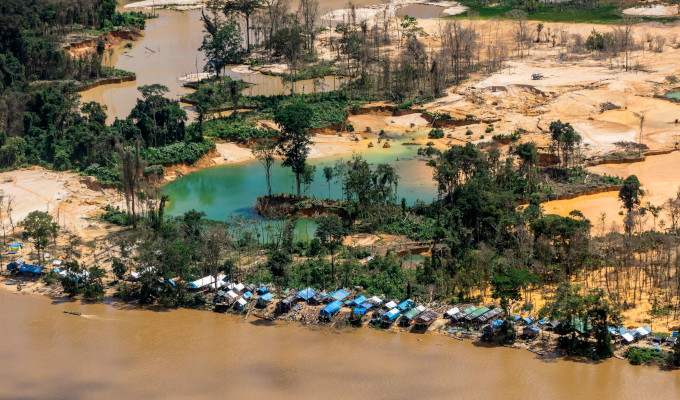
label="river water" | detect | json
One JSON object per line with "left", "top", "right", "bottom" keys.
{"left": 1, "top": 290, "right": 678, "bottom": 399}
{"left": 83, "top": 2, "right": 381, "bottom": 122}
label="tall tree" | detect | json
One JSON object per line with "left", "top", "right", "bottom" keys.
{"left": 275, "top": 102, "right": 313, "bottom": 196}
{"left": 200, "top": 4, "right": 244, "bottom": 78}
{"left": 315, "top": 213, "right": 345, "bottom": 279}
{"left": 223, "top": 0, "right": 262, "bottom": 52}
{"left": 252, "top": 137, "right": 277, "bottom": 196}
{"left": 514, "top": 142, "right": 539, "bottom": 194}
{"left": 20, "top": 211, "right": 58, "bottom": 266}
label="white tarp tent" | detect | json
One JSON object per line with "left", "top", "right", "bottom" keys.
{"left": 188, "top": 274, "right": 226, "bottom": 290}
{"left": 234, "top": 283, "right": 245, "bottom": 293}
{"left": 415, "top": 305, "right": 426, "bottom": 312}
{"left": 385, "top": 301, "right": 397, "bottom": 309}
{"left": 226, "top": 290, "right": 238, "bottom": 300}
{"left": 622, "top": 333, "right": 635, "bottom": 343}
{"left": 445, "top": 307, "right": 460, "bottom": 318}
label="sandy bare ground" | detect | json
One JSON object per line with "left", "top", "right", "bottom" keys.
{"left": 124, "top": 0, "right": 202, "bottom": 9}
{"left": 0, "top": 168, "right": 122, "bottom": 242}
{"left": 623, "top": 5, "right": 678, "bottom": 16}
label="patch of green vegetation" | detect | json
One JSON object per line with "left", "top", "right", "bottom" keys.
{"left": 248, "top": 91, "right": 366, "bottom": 129}
{"left": 139, "top": 140, "right": 216, "bottom": 165}
{"left": 203, "top": 115, "right": 276, "bottom": 141}
{"left": 100, "top": 205, "right": 134, "bottom": 226}
{"left": 625, "top": 347, "right": 668, "bottom": 365}
{"left": 292, "top": 61, "right": 336, "bottom": 82}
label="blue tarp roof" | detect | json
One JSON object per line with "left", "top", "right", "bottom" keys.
{"left": 18, "top": 264, "right": 44, "bottom": 274}
{"left": 256, "top": 286, "right": 268, "bottom": 294}
{"left": 258, "top": 293, "right": 274, "bottom": 301}
{"left": 397, "top": 299, "right": 414, "bottom": 311}
{"left": 383, "top": 308, "right": 401, "bottom": 322}
{"left": 298, "top": 287, "right": 316, "bottom": 301}
{"left": 320, "top": 300, "right": 343, "bottom": 317}
{"left": 242, "top": 291, "right": 253, "bottom": 299}
{"left": 619, "top": 327, "right": 629, "bottom": 335}
{"left": 327, "top": 289, "right": 350, "bottom": 302}
{"left": 491, "top": 320, "right": 504, "bottom": 327}
{"left": 353, "top": 302, "right": 374, "bottom": 315}
{"left": 523, "top": 326, "right": 540, "bottom": 333}
{"left": 350, "top": 296, "right": 367, "bottom": 306}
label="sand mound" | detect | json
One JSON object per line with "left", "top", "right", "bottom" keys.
{"left": 572, "top": 120, "right": 637, "bottom": 155}
{"left": 386, "top": 113, "right": 429, "bottom": 127}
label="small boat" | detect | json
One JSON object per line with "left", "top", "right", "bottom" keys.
{"left": 63, "top": 310, "right": 81, "bottom": 316}
{"left": 252, "top": 313, "right": 274, "bottom": 321}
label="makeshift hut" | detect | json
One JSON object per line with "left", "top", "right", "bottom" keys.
{"left": 445, "top": 307, "right": 460, "bottom": 319}
{"left": 349, "top": 296, "right": 367, "bottom": 307}
{"left": 188, "top": 274, "right": 226, "bottom": 291}
{"left": 384, "top": 300, "right": 398, "bottom": 310}
{"left": 319, "top": 300, "right": 343, "bottom": 320}
{"left": 354, "top": 302, "right": 373, "bottom": 316}
{"left": 256, "top": 286, "right": 269, "bottom": 295}
{"left": 414, "top": 311, "right": 439, "bottom": 329}
{"left": 257, "top": 293, "right": 274, "bottom": 308}
{"left": 382, "top": 308, "right": 401, "bottom": 325}
{"left": 244, "top": 284, "right": 258, "bottom": 294}
{"left": 397, "top": 299, "right": 414, "bottom": 311}
{"left": 276, "top": 295, "right": 297, "bottom": 314}
{"left": 477, "top": 307, "right": 502, "bottom": 324}
{"left": 297, "top": 287, "right": 317, "bottom": 302}
{"left": 16, "top": 264, "right": 45, "bottom": 275}
{"left": 365, "top": 296, "right": 382, "bottom": 307}
{"left": 400, "top": 308, "right": 421, "bottom": 326}
{"left": 326, "top": 289, "right": 350, "bottom": 303}
{"left": 6, "top": 258, "right": 25, "bottom": 271}
{"left": 309, "top": 292, "right": 326, "bottom": 305}
{"left": 523, "top": 326, "right": 540, "bottom": 338}
{"left": 234, "top": 297, "right": 248, "bottom": 310}
{"left": 465, "top": 306, "right": 489, "bottom": 322}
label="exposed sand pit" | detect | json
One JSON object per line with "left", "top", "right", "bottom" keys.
{"left": 623, "top": 5, "right": 678, "bottom": 16}
{"left": 572, "top": 120, "right": 637, "bottom": 156}
{"left": 387, "top": 113, "right": 429, "bottom": 127}
{"left": 545, "top": 152, "right": 680, "bottom": 232}
{"left": 0, "top": 168, "right": 121, "bottom": 240}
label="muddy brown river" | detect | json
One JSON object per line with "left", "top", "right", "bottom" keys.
{"left": 1, "top": 290, "right": 678, "bottom": 399}
{"left": 83, "top": 1, "right": 381, "bottom": 122}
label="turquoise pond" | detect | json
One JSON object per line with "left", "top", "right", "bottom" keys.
{"left": 163, "top": 136, "right": 438, "bottom": 223}
{"left": 667, "top": 91, "right": 680, "bottom": 100}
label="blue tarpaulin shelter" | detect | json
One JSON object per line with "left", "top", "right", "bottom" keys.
{"left": 523, "top": 326, "right": 540, "bottom": 337}
{"left": 383, "top": 308, "right": 401, "bottom": 323}
{"left": 18, "top": 264, "right": 44, "bottom": 274}
{"left": 350, "top": 296, "right": 367, "bottom": 306}
{"left": 256, "top": 286, "right": 268, "bottom": 295}
{"left": 320, "top": 300, "right": 343, "bottom": 319}
{"left": 327, "top": 289, "right": 350, "bottom": 302}
{"left": 298, "top": 287, "right": 316, "bottom": 301}
{"left": 354, "top": 302, "right": 373, "bottom": 315}
{"left": 491, "top": 319, "right": 504, "bottom": 327}
{"left": 242, "top": 291, "right": 253, "bottom": 299}
{"left": 256, "top": 293, "right": 274, "bottom": 308}
{"left": 397, "top": 299, "right": 414, "bottom": 311}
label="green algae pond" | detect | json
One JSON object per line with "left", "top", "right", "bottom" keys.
{"left": 162, "top": 135, "right": 438, "bottom": 240}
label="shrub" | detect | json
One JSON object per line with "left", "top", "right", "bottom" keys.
{"left": 465, "top": 129, "right": 473, "bottom": 136}
{"left": 428, "top": 128, "right": 445, "bottom": 139}
{"left": 140, "top": 140, "right": 215, "bottom": 165}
